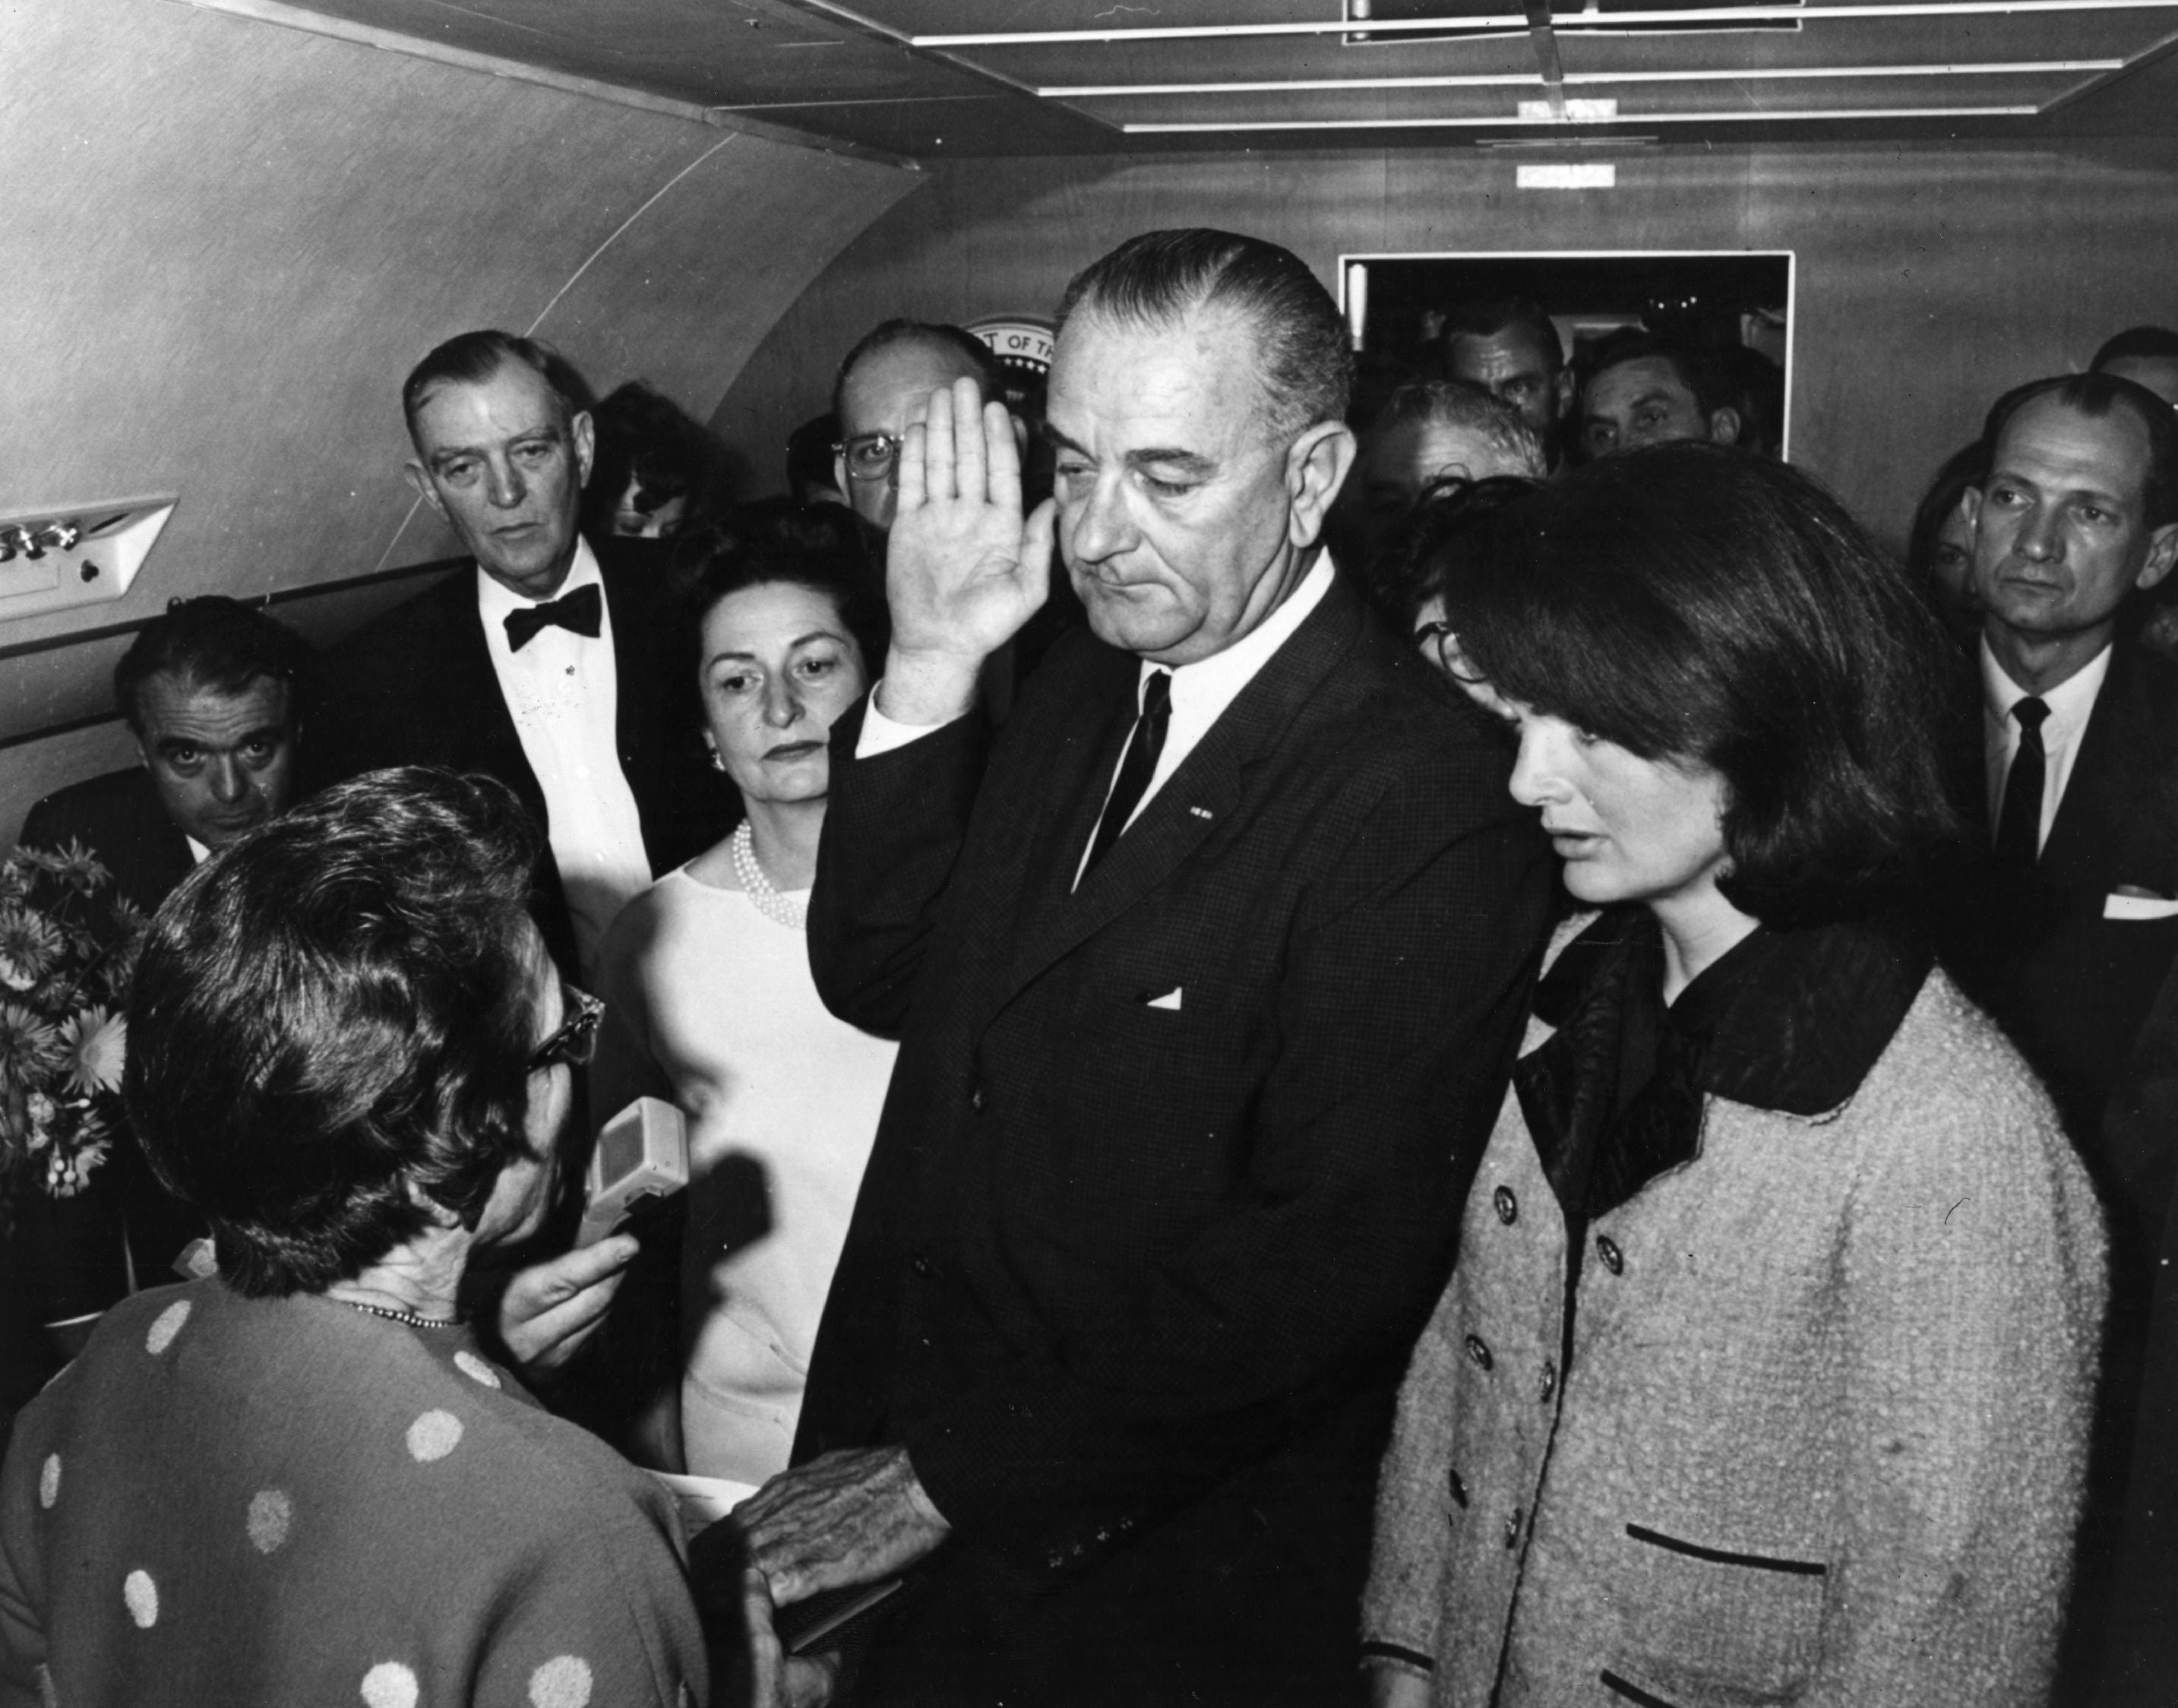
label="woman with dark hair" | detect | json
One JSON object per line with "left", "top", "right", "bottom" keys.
{"left": 1362, "top": 444, "right": 2106, "bottom": 1706}
{"left": 0, "top": 769, "right": 717, "bottom": 1703}
{"left": 1906, "top": 438, "right": 1987, "bottom": 644}
{"left": 590, "top": 506, "right": 894, "bottom": 1486}
{"left": 583, "top": 379, "right": 732, "bottom": 541}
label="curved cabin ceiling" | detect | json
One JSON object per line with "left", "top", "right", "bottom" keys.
{"left": 207, "top": 0, "right": 2178, "bottom": 153}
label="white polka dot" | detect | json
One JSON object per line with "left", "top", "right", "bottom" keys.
{"left": 248, "top": 1488, "right": 292, "bottom": 1554}
{"left": 123, "top": 1568, "right": 158, "bottom": 1628}
{"left": 453, "top": 1349, "right": 502, "bottom": 1390}
{"left": 38, "top": 1454, "right": 59, "bottom": 1510}
{"left": 144, "top": 1300, "right": 191, "bottom": 1355}
{"left": 406, "top": 1409, "right": 463, "bottom": 1463}
{"left": 359, "top": 1662, "right": 419, "bottom": 1708}
{"left": 528, "top": 1655, "right": 593, "bottom": 1708}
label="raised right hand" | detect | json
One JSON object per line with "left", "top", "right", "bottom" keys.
{"left": 878, "top": 376, "right": 1055, "bottom": 729}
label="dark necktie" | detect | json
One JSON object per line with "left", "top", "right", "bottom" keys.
{"left": 504, "top": 582, "right": 602, "bottom": 652}
{"left": 1993, "top": 695, "right": 2050, "bottom": 871}
{"left": 1082, "top": 669, "right": 1173, "bottom": 875}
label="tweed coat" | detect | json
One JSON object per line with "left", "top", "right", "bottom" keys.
{"left": 1364, "top": 916, "right": 2107, "bottom": 1708}
{"left": 796, "top": 571, "right": 1554, "bottom": 1704}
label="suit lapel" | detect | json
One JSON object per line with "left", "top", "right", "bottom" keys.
{"left": 997, "top": 576, "right": 1363, "bottom": 1005}
{"left": 2042, "top": 644, "right": 2142, "bottom": 892}
{"left": 437, "top": 568, "right": 547, "bottom": 822}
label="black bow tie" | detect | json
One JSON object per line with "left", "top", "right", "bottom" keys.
{"left": 504, "top": 583, "right": 602, "bottom": 652}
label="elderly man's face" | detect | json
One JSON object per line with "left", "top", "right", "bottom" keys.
{"left": 406, "top": 360, "right": 594, "bottom": 600}
{"left": 1965, "top": 394, "right": 2178, "bottom": 647}
{"left": 1446, "top": 327, "right": 1569, "bottom": 441}
{"left": 836, "top": 340, "right": 994, "bottom": 534}
{"left": 1350, "top": 418, "right": 1530, "bottom": 567}
{"left": 134, "top": 671, "right": 299, "bottom": 850}
{"left": 1045, "top": 306, "right": 1352, "bottom": 666}
{"left": 1581, "top": 356, "right": 1737, "bottom": 460}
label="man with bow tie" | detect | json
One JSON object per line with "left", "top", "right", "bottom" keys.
{"left": 315, "top": 331, "right": 725, "bottom": 980}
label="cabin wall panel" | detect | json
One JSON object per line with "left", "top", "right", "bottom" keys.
{"left": 716, "top": 142, "right": 2178, "bottom": 555}
{"left": 0, "top": 0, "right": 915, "bottom": 838}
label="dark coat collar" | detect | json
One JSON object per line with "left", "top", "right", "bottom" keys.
{"left": 1516, "top": 906, "right": 1933, "bottom": 1225}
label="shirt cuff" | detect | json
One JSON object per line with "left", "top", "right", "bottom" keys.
{"left": 855, "top": 680, "right": 952, "bottom": 758}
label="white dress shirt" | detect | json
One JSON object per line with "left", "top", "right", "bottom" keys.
{"left": 478, "top": 539, "right": 653, "bottom": 976}
{"left": 857, "top": 556, "right": 1337, "bottom": 883}
{"left": 1980, "top": 634, "right": 2112, "bottom": 856}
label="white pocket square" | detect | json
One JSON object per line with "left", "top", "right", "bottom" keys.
{"left": 2105, "top": 892, "right": 2178, "bottom": 921}
{"left": 1145, "top": 986, "right": 1184, "bottom": 1011}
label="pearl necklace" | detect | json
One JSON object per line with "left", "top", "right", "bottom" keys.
{"left": 731, "top": 821, "right": 809, "bottom": 931}
{"left": 338, "top": 1297, "right": 466, "bottom": 1330}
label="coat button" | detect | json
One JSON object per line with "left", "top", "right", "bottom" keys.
{"left": 1494, "top": 1185, "right": 1517, "bottom": 1226}
{"left": 911, "top": 1254, "right": 933, "bottom": 1278}
{"left": 1538, "top": 1359, "right": 1557, "bottom": 1403}
{"left": 1596, "top": 1233, "right": 1623, "bottom": 1276}
{"left": 1503, "top": 1507, "right": 1523, "bottom": 1549}
{"left": 1465, "top": 1333, "right": 1493, "bottom": 1371}
{"left": 1448, "top": 1468, "right": 1468, "bottom": 1509}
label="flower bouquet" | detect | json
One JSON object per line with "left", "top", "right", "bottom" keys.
{"left": 0, "top": 839, "right": 144, "bottom": 1227}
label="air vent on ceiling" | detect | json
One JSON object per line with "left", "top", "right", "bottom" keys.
{"left": 1345, "top": 0, "right": 1803, "bottom": 43}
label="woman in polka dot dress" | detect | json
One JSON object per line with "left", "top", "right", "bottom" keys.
{"left": 0, "top": 771, "right": 724, "bottom": 1706}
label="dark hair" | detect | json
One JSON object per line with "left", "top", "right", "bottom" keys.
{"left": 832, "top": 321, "right": 1005, "bottom": 424}
{"left": 112, "top": 596, "right": 315, "bottom": 735}
{"left": 125, "top": 768, "right": 546, "bottom": 1298}
{"left": 1981, "top": 372, "right": 2178, "bottom": 530}
{"left": 1440, "top": 297, "right": 1565, "bottom": 375}
{"left": 1371, "top": 475, "right": 1542, "bottom": 628}
{"left": 1906, "top": 440, "right": 1989, "bottom": 593}
{"left": 2091, "top": 325, "right": 2178, "bottom": 371}
{"left": 787, "top": 412, "right": 844, "bottom": 500}
{"left": 1583, "top": 330, "right": 1734, "bottom": 418}
{"left": 672, "top": 500, "right": 888, "bottom": 750}
{"left": 1055, "top": 229, "right": 1351, "bottom": 439}
{"left": 1438, "top": 444, "right": 1965, "bottom": 928}
{"left": 579, "top": 380, "right": 728, "bottom": 540}
{"left": 401, "top": 330, "right": 593, "bottom": 448}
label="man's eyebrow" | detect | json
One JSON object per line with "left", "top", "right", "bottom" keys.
{"left": 1042, "top": 426, "right": 1216, "bottom": 478}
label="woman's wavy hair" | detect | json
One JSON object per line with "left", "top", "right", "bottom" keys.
{"left": 1440, "top": 443, "right": 1967, "bottom": 927}
{"left": 125, "top": 767, "right": 545, "bottom": 1296}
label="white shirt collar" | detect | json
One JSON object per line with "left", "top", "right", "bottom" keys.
{"left": 1137, "top": 551, "right": 1336, "bottom": 711}
{"left": 1978, "top": 632, "right": 2111, "bottom": 733}
{"left": 477, "top": 534, "right": 602, "bottom": 639}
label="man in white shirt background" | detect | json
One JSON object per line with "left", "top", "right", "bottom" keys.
{"left": 314, "top": 331, "right": 726, "bottom": 982}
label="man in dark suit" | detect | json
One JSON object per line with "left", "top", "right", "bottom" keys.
{"left": 10, "top": 596, "right": 309, "bottom": 1387}
{"left": 738, "top": 230, "right": 1554, "bottom": 1706}
{"left": 313, "top": 331, "right": 725, "bottom": 980}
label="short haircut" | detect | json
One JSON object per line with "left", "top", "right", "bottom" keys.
{"left": 787, "top": 412, "right": 843, "bottom": 498}
{"left": 125, "top": 768, "right": 546, "bottom": 1298}
{"left": 1437, "top": 443, "right": 1966, "bottom": 928}
{"left": 1906, "top": 439, "right": 1989, "bottom": 590}
{"left": 1583, "top": 330, "right": 1733, "bottom": 418}
{"left": 1980, "top": 372, "right": 2178, "bottom": 531}
{"left": 832, "top": 321, "right": 1006, "bottom": 423}
{"left": 672, "top": 498, "right": 889, "bottom": 742}
{"left": 2092, "top": 326, "right": 2178, "bottom": 371}
{"left": 112, "top": 596, "right": 314, "bottom": 735}
{"left": 1440, "top": 297, "right": 1566, "bottom": 374}
{"left": 1370, "top": 380, "right": 1547, "bottom": 479}
{"left": 1054, "top": 228, "right": 1351, "bottom": 439}
{"left": 580, "top": 380, "right": 727, "bottom": 538}
{"left": 1372, "top": 473, "right": 1543, "bottom": 628}
{"left": 401, "top": 330, "right": 593, "bottom": 449}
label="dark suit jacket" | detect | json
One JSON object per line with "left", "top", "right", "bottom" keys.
{"left": 795, "top": 573, "right": 1554, "bottom": 1706}
{"left": 7, "top": 769, "right": 204, "bottom": 1390}
{"left": 310, "top": 537, "right": 728, "bottom": 973}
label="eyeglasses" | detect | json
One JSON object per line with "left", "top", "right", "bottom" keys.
{"left": 833, "top": 432, "right": 902, "bottom": 482}
{"left": 1412, "top": 619, "right": 1457, "bottom": 675}
{"left": 528, "top": 985, "right": 604, "bottom": 1073}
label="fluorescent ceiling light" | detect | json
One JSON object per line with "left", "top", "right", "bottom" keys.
{"left": 1519, "top": 163, "right": 1620, "bottom": 185}
{"left": 915, "top": 1, "right": 2178, "bottom": 46}
{"left": 1039, "top": 59, "right": 2122, "bottom": 96}
{"left": 1123, "top": 103, "right": 2040, "bottom": 131}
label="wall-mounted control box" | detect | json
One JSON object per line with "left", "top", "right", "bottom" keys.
{"left": 0, "top": 498, "right": 176, "bottom": 622}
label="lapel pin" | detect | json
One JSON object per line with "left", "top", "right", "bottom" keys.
{"left": 1190, "top": 805, "right": 1213, "bottom": 820}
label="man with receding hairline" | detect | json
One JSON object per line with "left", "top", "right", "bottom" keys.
{"left": 736, "top": 229, "right": 1550, "bottom": 1706}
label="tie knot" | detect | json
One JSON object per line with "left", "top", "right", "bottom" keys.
{"left": 2012, "top": 695, "right": 2050, "bottom": 734}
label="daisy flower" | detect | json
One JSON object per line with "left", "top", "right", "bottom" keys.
{"left": 0, "top": 1001, "right": 63, "bottom": 1086}
{"left": 62, "top": 1007, "right": 126, "bottom": 1096}
{"left": 0, "top": 906, "right": 60, "bottom": 991}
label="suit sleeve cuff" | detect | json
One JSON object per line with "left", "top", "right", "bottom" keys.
{"left": 856, "top": 680, "right": 956, "bottom": 758}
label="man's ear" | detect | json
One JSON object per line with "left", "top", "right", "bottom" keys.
{"left": 1287, "top": 421, "right": 1359, "bottom": 549}
{"left": 1707, "top": 407, "right": 1743, "bottom": 448}
{"left": 405, "top": 460, "right": 448, "bottom": 522}
{"left": 1552, "top": 367, "right": 1576, "bottom": 422}
{"left": 1960, "top": 485, "right": 1985, "bottom": 535}
{"left": 2138, "top": 520, "right": 2178, "bottom": 594}
{"left": 571, "top": 410, "right": 596, "bottom": 492}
